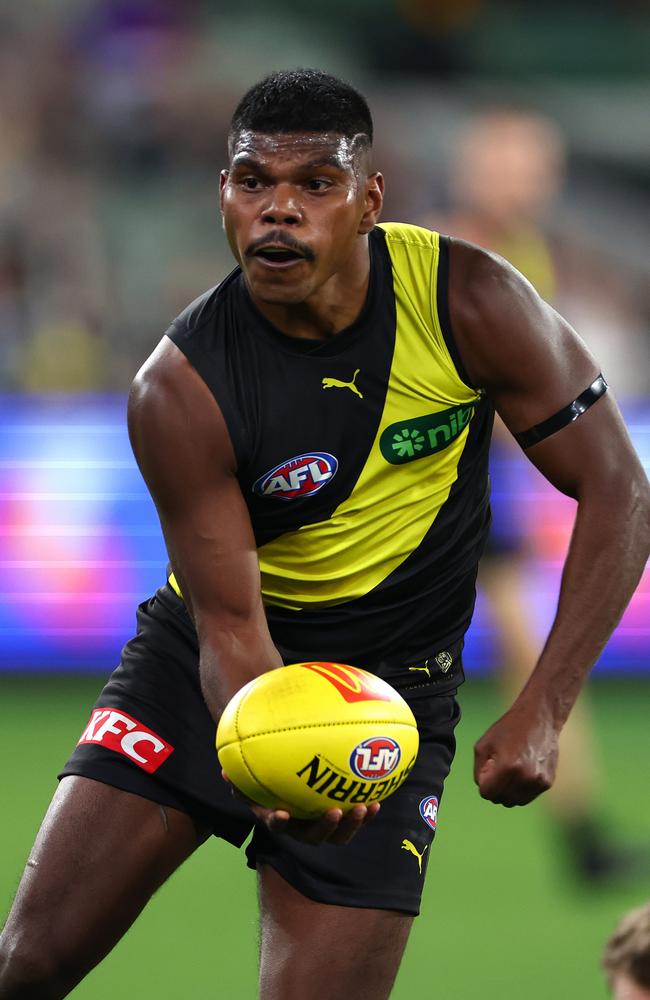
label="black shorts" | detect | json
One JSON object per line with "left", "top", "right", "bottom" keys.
{"left": 60, "top": 585, "right": 463, "bottom": 916}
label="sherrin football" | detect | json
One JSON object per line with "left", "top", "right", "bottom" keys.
{"left": 216, "top": 662, "right": 419, "bottom": 820}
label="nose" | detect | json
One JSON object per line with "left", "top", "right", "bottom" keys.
{"left": 261, "top": 183, "right": 302, "bottom": 226}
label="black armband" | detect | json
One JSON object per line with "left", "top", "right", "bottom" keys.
{"left": 514, "top": 374, "right": 608, "bottom": 449}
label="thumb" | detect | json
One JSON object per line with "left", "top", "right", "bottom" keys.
{"left": 475, "top": 752, "right": 496, "bottom": 787}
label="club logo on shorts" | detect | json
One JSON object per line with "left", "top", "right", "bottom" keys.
{"left": 350, "top": 736, "right": 401, "bottom": 780}
{"left": 419, "top": 795, "right": 439, "bottom": 830}
{"left": 77, "top": 709, "right": 174, "bottom": 774}
{"left": 252, "top": 452, "right": 338, "bottom": 500}
{"left": 435, "top": 650, "right": 453, "bottom": 673}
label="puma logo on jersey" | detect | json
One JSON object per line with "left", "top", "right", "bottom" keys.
{"left": 401, "top": 838, "right": 428, "bottom": 874}
{"left": 322, "top": 369, "right": 363, "bottom": 399}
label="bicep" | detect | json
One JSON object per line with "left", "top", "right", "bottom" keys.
{"left": 449, "top": 241, "right": 640, "bottom": 497}
{"left": 517, "top": 392, "right": 640, "bottom": 500}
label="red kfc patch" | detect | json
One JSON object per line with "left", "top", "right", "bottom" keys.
{"left": 77, "top": 708, "right": 174, "bottom": 774}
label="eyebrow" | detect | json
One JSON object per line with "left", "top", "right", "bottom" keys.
{"left": 303, "top": 155, "right": 347, "bottom": 170}
{"left": 230, "top": 155, "right": 263, "bottom": 170}
{"left": 229, "top": 153, "right": 348, "bottom": 172}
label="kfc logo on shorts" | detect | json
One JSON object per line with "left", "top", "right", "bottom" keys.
{"left": 77, "top": 709, "right": 174, "bottom": 774}
{"left": 419, "top": 795, "right": 439, "bottom": 830}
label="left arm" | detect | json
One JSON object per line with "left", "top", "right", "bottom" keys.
{"left": 448, "top": 238, "right": 650, "bottom": 806}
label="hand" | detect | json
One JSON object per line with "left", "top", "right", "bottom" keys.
{"left": 222, "top": 773, "right": 381, "bottom": 845}
{"left": 473, "top": 700, "right": 560, "bottom": 807}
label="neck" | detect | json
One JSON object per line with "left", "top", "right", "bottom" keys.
{"left": 248, "top": 237, "right": 371, "bottom": 340}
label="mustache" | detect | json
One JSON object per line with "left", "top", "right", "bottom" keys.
{"left": 245, "top": 230, "right": 315, "bottom": 262}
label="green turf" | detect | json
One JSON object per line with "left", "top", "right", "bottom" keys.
{"left": 1, "top": 676, "right": 648, "bottom": 998}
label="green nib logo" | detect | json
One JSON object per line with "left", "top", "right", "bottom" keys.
{"left": 391, "top": 428, "right": 425, "bottom": 458}
{"left": 380, "top": 402, "right": 476, "bottom": 465}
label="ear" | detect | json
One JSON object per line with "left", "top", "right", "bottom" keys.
{"left": 358, "top": 173, "right": 384, "bottom": 235}
{"left": 219, "top": 170, "right": 229, "bottom": 214}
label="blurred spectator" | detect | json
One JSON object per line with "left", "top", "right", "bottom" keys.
{"left": 424, "top": 107, "right": 650, "bottom": 396}
{"left": 423, "top": 107, "right": 649, "bottom": 883}
{"left": 0, "top": 2, "right": 233, "bottom": 392}
{"left": 1, "top": 6, "right": 648, "bottom": 393}
{"left": 603, "top": 903, "right": 650, "bottom": 1000}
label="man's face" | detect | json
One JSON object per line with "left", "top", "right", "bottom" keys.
{"left": 220, "top": 131, "right": 383, "bottom": 305}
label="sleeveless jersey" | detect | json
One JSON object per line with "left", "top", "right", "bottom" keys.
{"left": 166, "top": 223, "right": 493, "bottom": 675}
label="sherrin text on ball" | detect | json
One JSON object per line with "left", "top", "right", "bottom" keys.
{"left": 216, "top": 662, "right": 419, "bottom": 819}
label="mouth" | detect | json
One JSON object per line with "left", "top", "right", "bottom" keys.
{"left": 252, "top": 245, "right": 308, "bottom": 270}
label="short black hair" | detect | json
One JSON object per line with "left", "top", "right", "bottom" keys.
{"left": 229, "top": 69, "right": 373, "bottom": 154}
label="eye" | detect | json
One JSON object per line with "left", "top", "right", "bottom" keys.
{"left": 241, "top": 176, "right": 261, "bottom": 190}
{"left": 306, "top": 178, "right": 331, "bottom": 192}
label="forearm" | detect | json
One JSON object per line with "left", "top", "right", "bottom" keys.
{"left": 519, "top": 478, "right": 650, "bottom": 726}
{"left": 198, "top": 622, "right": 284, "bottom": 722}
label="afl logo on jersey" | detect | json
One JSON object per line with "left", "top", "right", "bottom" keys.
{"left": 350, "top": 736, "right": 401, "bottom": 780}
{"left": 252, "top": 452, "right": 338, "bottom": 500}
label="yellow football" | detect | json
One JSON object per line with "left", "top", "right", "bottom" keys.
{"left": 216, "top": 662, "right": 419, "bottom": 820}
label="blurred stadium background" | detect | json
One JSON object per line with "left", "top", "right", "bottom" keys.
{"left": 1, "top": 0, "right": 648, "bottom": 996}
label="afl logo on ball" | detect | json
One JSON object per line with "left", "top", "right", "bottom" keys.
{"left": 350, "top": 736, "right": 401, "bottom": 780}
{"left": 419, "top": 795, "right": 439, "bottom": 830}
{"left": 252, "top": 452, "right": 338, "bottom": 500}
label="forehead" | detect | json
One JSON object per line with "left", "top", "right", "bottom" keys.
{"left": 229, "top": 131, "right": 360, "bottom": 171}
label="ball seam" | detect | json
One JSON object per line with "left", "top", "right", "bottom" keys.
{"left": 238, "top": 741, "right": 286, "bottom": 806}
{"left": 230, "top": 719, "right": 416, "bottom": 743}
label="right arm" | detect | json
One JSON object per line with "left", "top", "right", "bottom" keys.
{"left": 128, "top": 337, "right": 379, "bottom": 842}
{"left": 128, "top": 337, "right": 283, "bottom": 721}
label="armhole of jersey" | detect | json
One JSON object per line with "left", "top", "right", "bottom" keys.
{"left": 436, "top": 236, "right": 476, "bottom": 390}
{"left": 163, "top": 328, "right": 247, "bottom": 474}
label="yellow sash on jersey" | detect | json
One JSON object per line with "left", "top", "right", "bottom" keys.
{"left": 258, "top": 225, "right": 481, "bottom": 610}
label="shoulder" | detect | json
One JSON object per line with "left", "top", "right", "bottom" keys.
{"left": 446, "top": 237, "right": 575, "bottom": 389}
{"left": 128, "top": 337, "right": 234, "bottom": 470}
{"left": 447, "top": 238, "right": 543, "bottom": 323}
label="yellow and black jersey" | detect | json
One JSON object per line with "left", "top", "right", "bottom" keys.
{"left": 166, "top": 224, "right": 493, "bottom": 685}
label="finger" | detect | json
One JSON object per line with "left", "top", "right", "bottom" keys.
{"left": 326, "top": 805, "right": 368, "bottom": 846}
{"left": 477, "top": 761, "right": 527, "bottom": 805}
{"left": 265, "top": 809, "right": 291, "bottom": 832}
{"left": 277, "top": 808, "right": 344, "bottom": 845}
{"left": 502, "top": 781, "right": 549, "bottom": 807}
{"left": 482, "top": 773, "right": 548, "bottom": 808}
{"left": 473, "top": 741, "right": 494, "bottom": 783}
{"left": 475, "top": 756, "right": 501, "bottom": 798}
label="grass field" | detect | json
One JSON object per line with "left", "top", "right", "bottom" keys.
{"left": 1, "top": 675, "right": 648, "bottom": 998}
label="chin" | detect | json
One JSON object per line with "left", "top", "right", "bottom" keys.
{"left": 249, "top": 277, "right": 311, "bottom": 305}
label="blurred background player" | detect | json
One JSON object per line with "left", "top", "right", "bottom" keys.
{"left": 603, "top": 902, "right": 650, "bottom": 999}
{"left": 422, "top": 107, "right": 648, "bottom": 883}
